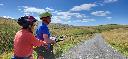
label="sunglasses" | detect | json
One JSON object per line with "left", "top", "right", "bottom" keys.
{"left": 40, "top": 16, "right": 51, "bottom": 19}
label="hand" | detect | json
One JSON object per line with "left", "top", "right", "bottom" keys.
{"left": 51, "top": 40, "right": 56, "bottom": 44}
{"left": 40, "top": 40, "right": 47, "bottom": 46}
{"left": 43, "top": 41, "right": 48, "bottom": 45}
{"left": 45, "top": 39, "right": 56, "bottom": 44}
{"left": 50, "top": 37, "right": 56, "bottom": 41}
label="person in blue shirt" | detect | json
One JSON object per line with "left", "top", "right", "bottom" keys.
{"left": 35, "top": 12, "right": 56, "bottom": 59}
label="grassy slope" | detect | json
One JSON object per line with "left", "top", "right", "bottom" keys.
{"left": 0, "top": 18, "right": 94, "bottom": 58}
{"left": 0, "top": 18, "right": 128, "bottom": 58}
{"left": 102, "top": 28, "right": 128, "bottom": 56}
{"left": 0, "top": 18, "right": 20, "bottom": 53}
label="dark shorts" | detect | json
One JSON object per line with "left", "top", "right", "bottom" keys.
{"left": 34, "top": 45, "right": 55, "bottom": 59}
{"left": 12, "top": 55, "right": 32, "bottom": 59}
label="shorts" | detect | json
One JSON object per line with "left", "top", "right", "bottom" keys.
{"left": 34, "top": 45, "right": 55, "bottom": 59}
{"left": 12, "top": 55, "right": 32, "bottom": 59}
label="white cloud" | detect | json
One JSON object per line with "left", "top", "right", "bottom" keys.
{"left": 70, "top": 3, "right": 97, "bottom": 11}
{"left": 68, "top": 21, "right": 71, "bottom": 23}
{"left": 0, "top": 4, "right": 4, "bottom": 6}
{"left": 24, "top": 12, "right": 31, "bottom": 15}
{"left": 51, "top": 16, "right": 63, "bottom": 23}
{"left": 20, "top": 6, "right": 55, "bottom": 15}
{"left": 18, "top": 6, "right": 94, "bottom": 24}
{"left": 18, "top": 9, "right": 22, "bottom": 11}
{"left": 94, "top": 1, "right": 104, "bottom": 6}
{"left": 91, "top": 11, "right": 110, "bottom": 16}
{"left": 56, "top": 12, "right": 72, "bottom": 20}
{"left": 45, "top": 7, "right": 54, "bottom": 11}
{"left": 73, "top": 18, "right": 95, "bottom": 23}
{"left": 2, "top": 16, "right": 14, "bottom": 19}
{"left": 52, "top": 10, "right": 59, "bottom": 14}
{"left": 34, "top": 16, "right": 40, "bottom": 21}
{"left": 51, "top": 11, "right": 90, "bottom": 23}
{"left": 106, "top": 17, "right": 112, "bottom": 20}
{"left": 23, "top": 6, "right": 46, "bottom": 14}
{"left": 104, "top": 0, "right": 118, "bottom": 3}
{"left": 81, "top": 19, "right": 95, "bottom": 22}
{"left": 55, "top": 11, "right": 87, "bottom": 20}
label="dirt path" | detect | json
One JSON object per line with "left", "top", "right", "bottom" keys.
{"left": 57, "top": 34, "right": 127, "bottom": 59}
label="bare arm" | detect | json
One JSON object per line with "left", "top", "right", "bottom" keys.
{"left": 43, "top": 34, "right": 56, "bottom": 44}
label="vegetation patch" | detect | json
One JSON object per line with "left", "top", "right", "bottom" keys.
{"left": 102, "top": 28, "right": 128, "bottom": 56}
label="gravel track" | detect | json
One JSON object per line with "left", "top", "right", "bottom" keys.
{"left": 57, "top": 34, "right": 128, "bottom": 59}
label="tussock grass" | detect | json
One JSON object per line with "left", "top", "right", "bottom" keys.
{"left": 0, "top": 18, "right": 94, "bottom": 58}
{"left": 1, "top": 18, "right": 127, "bottom": 58}
{"left": 102, "top": 28, "right": 128, "bottom": 56}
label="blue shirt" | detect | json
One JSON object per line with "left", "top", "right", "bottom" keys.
{"left": 36, "top": 22, "right": 50, "bottom": 40}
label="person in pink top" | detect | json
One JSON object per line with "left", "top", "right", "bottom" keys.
{"left": 12, "top": 16, "right": 45, "bottom": 59}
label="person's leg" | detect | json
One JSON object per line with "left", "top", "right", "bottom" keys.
{"left": 45, "top": 45, "right": 55, "bottom": 59}
{"left": 34, "top": 46, "right": 47, "bottom": 59}
{"left": 34, "top": 45, "right": 55, "bottom": 59}
{"left": 38, "top": 56, "right": 44, "bottom": 59}
{"left": 46, "top": 51, "right": 55, "bottom": 59}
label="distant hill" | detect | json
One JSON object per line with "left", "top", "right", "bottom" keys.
{"left": 35, "top": 21, "right": 75, "bottom": 30}
{"left": 0, "top": 16, "right": 16, "bottom": 20}
{"left": 0, "top": 17, "right": 73, "bottom": 28}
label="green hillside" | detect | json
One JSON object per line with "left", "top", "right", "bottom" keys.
{"left": 0, "top": 17, "right": 128, "bottom": 58}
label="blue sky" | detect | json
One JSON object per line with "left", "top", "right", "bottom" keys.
{"left": 0, "top": 0, "right": 128, "bottom": 26}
